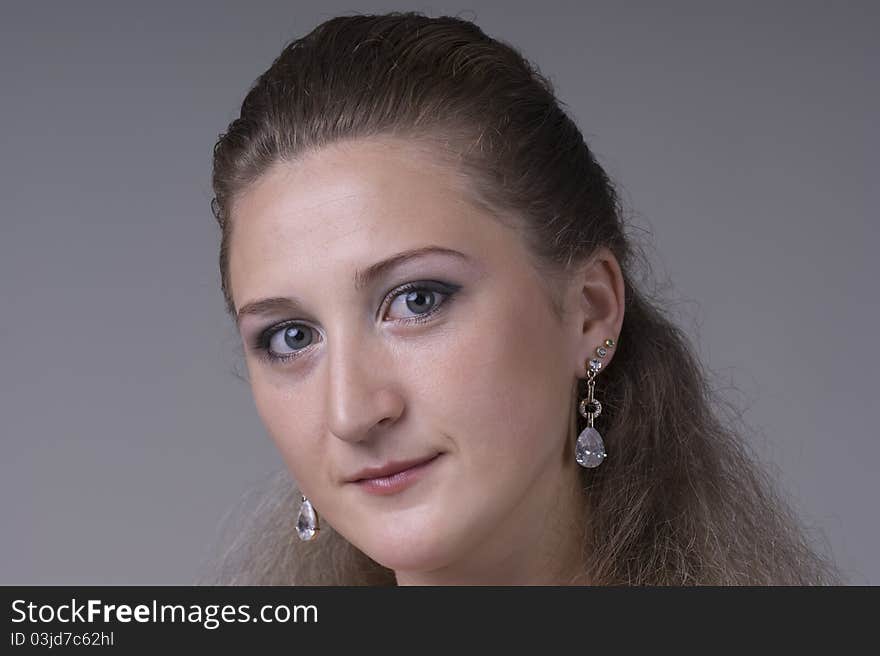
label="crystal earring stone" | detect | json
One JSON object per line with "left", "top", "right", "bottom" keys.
{"left": 296, "top": 496, "right": 319, "bottom": 541}
{"left": 575, "top": 426, "right": 606, "bottom": 468}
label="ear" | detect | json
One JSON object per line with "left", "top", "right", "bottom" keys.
{"left": 565, "top": 246, "right": 625, "bottom": 378}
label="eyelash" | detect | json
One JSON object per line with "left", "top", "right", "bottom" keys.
{"left": 252, "top": 281, "right": 460, "bottom": 365}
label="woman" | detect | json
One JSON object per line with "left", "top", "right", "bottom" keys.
{"left": 207, "top": 12, "right": 840, "bottom": 585}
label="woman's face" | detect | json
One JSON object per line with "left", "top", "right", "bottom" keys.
{"left": 229, "top": 138, "right": 587, "bottom": 577}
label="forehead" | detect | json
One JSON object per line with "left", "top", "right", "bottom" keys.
{"left": 228, "top": 138, "right": 512, "bottom": 307}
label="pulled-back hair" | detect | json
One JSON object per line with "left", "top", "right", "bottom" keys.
{"left": 207, "top": 11, "right": 840, "bottom": 585}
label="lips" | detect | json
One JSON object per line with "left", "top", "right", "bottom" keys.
{"left": 347, "top": 453, "right": 443, "bottom": 497}
{"left": 346, "top": 453, "right": 441, "bottom": 483}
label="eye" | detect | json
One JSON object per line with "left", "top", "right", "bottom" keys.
{"left": 384, "top": 282, "right": 452, "bottom": 323}
{"left": 254, "top": 280, "right": 461, "bottom": 364}
{"left": 264, "top": 324, "right": 317, "bottom": 360}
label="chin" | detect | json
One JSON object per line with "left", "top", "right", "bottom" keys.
{"left": 349, "top": 518, "right": 464, "bottom": 574}
{"left": 368, "top": 543, "right": 453, "bottom": 575}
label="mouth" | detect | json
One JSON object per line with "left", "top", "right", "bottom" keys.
{"left": 348, "top": 453, "right": 443, "bottom": 496}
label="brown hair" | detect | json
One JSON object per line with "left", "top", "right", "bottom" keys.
{"left": 206, "top": 11, "right": 841, "bottom": 584}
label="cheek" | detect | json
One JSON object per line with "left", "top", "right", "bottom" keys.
{"left": 249, "top": 375, "right": 324, "bottom": 485}
{"left": 435, "top": 286, "right": 571, "bottom": 469}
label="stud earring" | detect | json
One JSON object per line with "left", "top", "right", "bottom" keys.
{"left": 296, "top": 495, "right": 320, "bottom": 541}
{"left": 575, "top": 338, "right": 615, "bottom": 468}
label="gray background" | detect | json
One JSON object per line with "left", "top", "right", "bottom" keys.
{"left": 1, "top": 1, "right": 876, "bottom": 584}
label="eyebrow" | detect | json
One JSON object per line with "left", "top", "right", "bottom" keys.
{"left": 235, "top": 245, "right": 472, "bottom": 326}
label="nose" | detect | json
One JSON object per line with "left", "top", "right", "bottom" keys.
{"left": 323, "top": 327, "right": 404, "bottom": 444}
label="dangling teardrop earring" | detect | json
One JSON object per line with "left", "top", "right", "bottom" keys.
{"left": 575, "top": 338, "right": 615, "bottom": 468}
{"left": 296, "top": 495, "right": 320, "bottom": 541}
